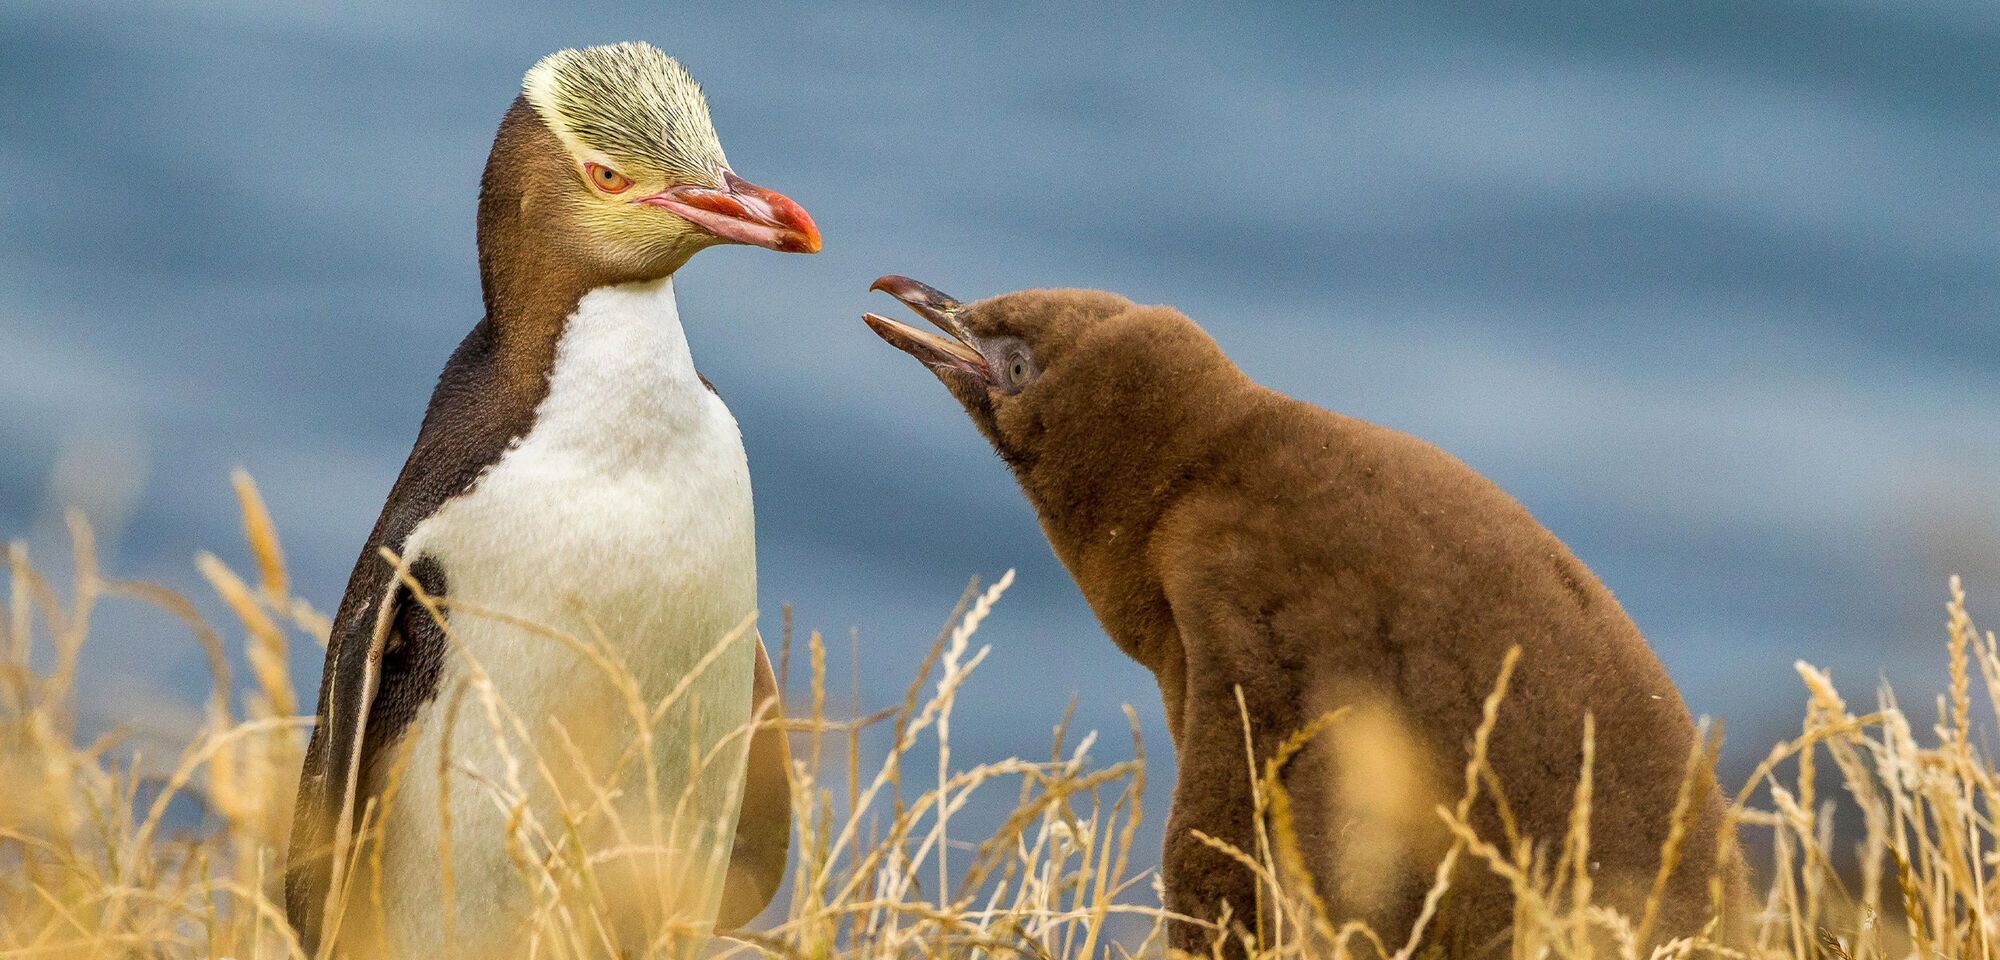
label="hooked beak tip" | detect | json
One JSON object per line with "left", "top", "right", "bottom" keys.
{"left": 645, "top": 171, "right": 820, "bottom": 253}
{"left": 869, "top": 275, "right": 965, "bottom": 316}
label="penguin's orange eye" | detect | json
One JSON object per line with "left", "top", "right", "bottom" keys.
{"left": 585, "top": 163, "right": 632, "bottom": 194}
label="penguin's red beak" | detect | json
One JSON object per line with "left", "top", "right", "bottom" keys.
{"left": 641, "top": 170, "right": 822, "bottom": 253}
{"left": 864, "top": 275, "right": 991, "bottom": 381}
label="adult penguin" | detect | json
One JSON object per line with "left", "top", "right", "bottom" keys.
{"left": 287, "top": 42, "right": 816, "bottom": 958}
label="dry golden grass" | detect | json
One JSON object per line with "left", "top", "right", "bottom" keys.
{"left": 0, "top": 475, "right": 1995, "bottom": 959}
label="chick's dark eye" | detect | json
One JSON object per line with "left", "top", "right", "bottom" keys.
{"left": 1008, "top": 354, "right": 1029, "bottom": 386}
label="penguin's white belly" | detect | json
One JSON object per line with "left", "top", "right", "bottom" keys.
{"left": 370, "top": 278, "right": 758, "bottom": 957}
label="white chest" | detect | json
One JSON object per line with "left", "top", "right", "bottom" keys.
{"left": 408, "top": 277, "right": 756, "bottom": 652}
{"left": 376, "top": 278, "right": 760, "bottom": 952}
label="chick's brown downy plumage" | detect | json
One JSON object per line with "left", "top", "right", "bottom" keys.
{"left": 863, "top": 279, "right": 1747, "bottom": 957}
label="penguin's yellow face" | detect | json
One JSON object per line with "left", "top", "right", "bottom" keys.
{"left": 524, "top": 42, "right": 820, "bottom": 277}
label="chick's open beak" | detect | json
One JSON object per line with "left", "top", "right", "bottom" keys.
{"left": 864, "top": 275, "right": 989, "bottom": 380}
{"left": 641, "top": 170, "right": 822, "bottom": 253}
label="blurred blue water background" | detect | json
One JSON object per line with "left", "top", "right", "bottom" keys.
{"left": 2, "top": 0, "right": 1996, "bottom": 874}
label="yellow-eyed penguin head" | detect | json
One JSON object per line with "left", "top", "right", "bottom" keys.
{"left": 513, "top": 41, "right": 820, "bottom": 280}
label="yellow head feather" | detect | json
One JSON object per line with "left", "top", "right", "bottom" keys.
{"left": 522, "top": 41, "right": 727, "bottom": 182}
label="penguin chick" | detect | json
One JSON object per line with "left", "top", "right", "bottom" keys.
{"left": 862, "top": 278, "right": 1746, "bottom": 957}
